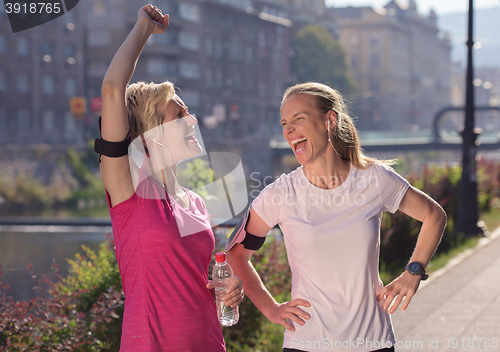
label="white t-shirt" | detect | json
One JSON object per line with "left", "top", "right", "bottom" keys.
{"left": 252, "top": 163, "right": 410, "bottom": 352}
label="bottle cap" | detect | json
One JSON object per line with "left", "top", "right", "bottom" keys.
{"left": 215, "top": 252, "right": 226, "bottom": 263}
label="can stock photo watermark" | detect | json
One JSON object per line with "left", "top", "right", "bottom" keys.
{"left": 3, "top": 0, "right": 79, "bottom": 33}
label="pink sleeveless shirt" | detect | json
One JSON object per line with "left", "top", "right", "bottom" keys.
{"left": 106, "top": 177, "right": 225, "bottom": 352}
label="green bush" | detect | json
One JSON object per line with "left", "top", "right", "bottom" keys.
{"left": 2, "top": 161, "right": 499, "bottom": 351}
{"left": 66, "top": 147, "right": 105, "bottom": 202}
{"left": 220, "top": 237, "right": 291, "bottom": 352}
{"left": 0, "top": 173, "right": 53, "bottom": 214}
{"left": 379, "top": 159, "right": 500, "bottom": 282}
{"left": 0, "top": 260, "right": 123, "bottom": 352}
{"left": 0, "top": 145, "right": 105, "bottom": 215}
{"left": 55, "top": 235, "right": 124, "bottom": 351}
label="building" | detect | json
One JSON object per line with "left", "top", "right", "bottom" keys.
{"left": 85, "top": 0, "right": 292, "bottom": 178}
{"left": 0, "top": 4, "right": 86, "bottom": 146}
{"left": 333, "top": 0, "right": 452, "bottom": 131}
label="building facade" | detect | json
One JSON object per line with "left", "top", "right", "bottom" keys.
{"left": 84, "top": 0, "right": 292, "bottom": 177}
{"left": 0, "top": 4, "right": 86, "bottom": 146}
{"left": 333, "top": 0, "right": 452, "bottom": 131}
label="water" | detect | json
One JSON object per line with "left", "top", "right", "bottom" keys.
{"left": 0, "top": 226, "right": 110, "bottom": 301}
{"left": 215, "top": 284, "right": 239, "bottom": 327}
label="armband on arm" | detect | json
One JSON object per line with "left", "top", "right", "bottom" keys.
{"left": 93, "top": 116, "right": 131, "bottom": 162}
{"left": 226, "top": 206, "right": 266, "bottom": 251}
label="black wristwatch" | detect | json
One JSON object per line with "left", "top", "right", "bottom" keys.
{"left": 405, "top": 262, "right": 429, "bottom": 281}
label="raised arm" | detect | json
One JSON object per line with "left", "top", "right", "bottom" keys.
{"left": 227, "top": 208, "right": 311, "bottom": 332}
{"left": 100, "top": 5, "right": 168, "bottom": 207}
{"left": 377, "top": 185, "right": 447, "bottom": 313}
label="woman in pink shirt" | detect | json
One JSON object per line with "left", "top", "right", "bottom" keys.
{"left": 97, "top": 5, "right": 243, "bottom": 351}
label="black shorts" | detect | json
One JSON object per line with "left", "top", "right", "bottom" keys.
{"left": 283, "top": 347, "right": 395, "bottom": 352}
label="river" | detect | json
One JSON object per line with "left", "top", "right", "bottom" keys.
{"left": 0, "top": 224, "right": 110, "bottom": 302}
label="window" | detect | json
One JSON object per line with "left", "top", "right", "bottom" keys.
{"left": 350, "top": 54, "right": 358, "bottom": 69}
{"left": 206, "top": 70, "right": 213, "bottom": 88}
{"left": 42, "top": 42, "right": 53, "bottom": 56}
{"left": 65, "top": 45, "right": 76, "bottom": 58}
{"left": 245, "top": 47, "right": 252, "bottom": 64}
{"left": 350, "top": 35, "right": 358, "bottom": 46}
{"left": 179, "top": 32, "right": 199, "bottom": 51}
{"left": 147, "top": 59, "right": 176, "bottom": 76}
{"left": 42, "top": 42, "right": 53, "bottom": 62}
{"left": 371, "top": 79, "right": 380, "bottom": 92}
{"left": 42, "top": 110, "right": 56, "bottom": 131}
{"left": 258, "top": 31, "right": 266, "bottom": 48}
{"left": 65, "top": 77, "right": 76, "bottom": 96}
{"left": 17, "top": 73, "right": 29, "bottom": 92}
{"left": 0, "top": 35, "right": 6, "bottom": 53}
{"left": 215, "top": 41, "right": 222, "bottom": 59}
{"left": 17, "top": 110, "right": 30, "bottom": 129}
{"left": 156, "top": 0, "right": 172, "bottom": 13}
{"left": 0, "top": 72, "right": 6, "bottom": 91}
{"left": 205, "top": 39, "right": 213, "bottom": 58}
{"left": 17, "top": 38, "right": 29, "bottom": 56}
{"left": 88, "top": 62, "right": 108, "bottom": 77}
{"left": 276, "top": 27, "right": 284, "bottom": 49}
{"left": 88, "top": 31, "right": 110, "bottom": 47}
{"left": 181, "top": 90, "right": 200, "bottom": 108}
{"left": 259, "top": 81, "right": 266, "bottom": 98}
{"left": 42, "top": 75, "right": 54, "bottom": 94}
{"left": 369, "top": 53, "right": 380, "bottom": 69}
{"left": 215, "top": 70, "right": 222, "bottom": 88}
{"left": 370, "top": 35, "right": 380, "bottom": 47}
{"left": 179, "top": 62, "right": 200, "bottom": 79}
{"left": 0, "top": 109, "right": 7, "bottom": 130}
{"left": 230, "top": 42, "right": 243, "bottom": 61}
{"left": 267, "top": 32, "right": 274, "bottom": 47}
{"left": 179, "top": 3, "right": 200, "bottom": 22}
{"left": 64, "top": 11, "right": 75, "bottom": 25}
{"left": 65, "top": 111, "right": 76, "bottom": 132}
{"left": 65, "top": 45, "right": 76, "bottom": 64}
{"left": 148, "top": 32, "right": 173, "bottom": 46}
{"left": 92, "top": 2, "right": 107, "bottom": 16}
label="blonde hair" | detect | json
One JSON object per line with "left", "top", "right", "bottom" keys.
{"left": 125, "top": 81, "right": 175, "bottom": 141}
{"left": 282, "top": 82, "right": 394, "bottom": 169}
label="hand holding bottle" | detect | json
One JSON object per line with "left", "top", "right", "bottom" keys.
{"left": 207, "top": 252, "right": 244, "bottom": 326}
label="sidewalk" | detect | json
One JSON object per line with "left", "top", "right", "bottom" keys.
{"left": 391, "top": 227, "right": 500, "bottom": 352}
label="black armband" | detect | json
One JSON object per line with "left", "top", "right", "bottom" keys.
{"left": 240, "top": 231, "right": 266, "bottom": 250}
{"left": 94, "top": 138, "right": 131, "bottom": 158}
{"left": 94, "top": 115, "right": 131, "bottom": 162}
{"left": 226, "top": 206, "right": 267, "bottom": 251}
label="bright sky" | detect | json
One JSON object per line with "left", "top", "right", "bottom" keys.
{"left": 325, "top": 0, "right": 500, "bottom": 16}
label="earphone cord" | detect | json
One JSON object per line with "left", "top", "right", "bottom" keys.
{"left": 327, "top": 120, "right": 342, "bottom": 158}
{"left": 154, "top": 139, "right": 187, "bottom": 205}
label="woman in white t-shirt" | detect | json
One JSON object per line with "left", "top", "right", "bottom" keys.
{"left": 226, "top": 82, "right": 447, "bottom": 352}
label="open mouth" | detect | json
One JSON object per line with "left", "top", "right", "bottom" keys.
{"left": 185, "top": 130, "right": 197, "bottom": 143}
{"left": 291, "top": 137, "right": 307, "bottom": 155}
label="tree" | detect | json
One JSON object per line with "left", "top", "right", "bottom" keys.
{"left": 292, "top": 25, "right": 357, "bottom": 94}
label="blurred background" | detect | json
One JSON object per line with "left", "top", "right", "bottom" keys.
{"left": 1, "top": 1, "right": 500, "bottom": 350}
{"left": 1, "top": 0, "right": 499, "bottom": 185}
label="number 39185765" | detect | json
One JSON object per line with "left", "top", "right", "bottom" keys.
{"left": 5, "top": 3, "right": 62, "bottom": 14}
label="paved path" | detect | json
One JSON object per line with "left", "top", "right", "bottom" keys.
{"left": 391, "top": 227, "right": 500, "bottom": 352}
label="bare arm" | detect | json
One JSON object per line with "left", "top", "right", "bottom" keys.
{"left": 100, "top": 5, "right": 168, "bottom": 207}
{"left": 377, "top": 185, "right": 447, "bottom": 313}
{"left": 227, "top": 208, "right": 311, "bottom": 332}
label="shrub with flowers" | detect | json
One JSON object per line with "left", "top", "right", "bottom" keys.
{"left": 1, "top": 160, "right": 499, "bottom": 351}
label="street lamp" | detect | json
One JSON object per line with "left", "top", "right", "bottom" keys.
{"left": 455, "top": 0, "right": 484, "bottom": 236}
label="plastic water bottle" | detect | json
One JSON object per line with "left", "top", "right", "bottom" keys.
{"left": 212, "top": 251, "right": 239, "bottom": 326}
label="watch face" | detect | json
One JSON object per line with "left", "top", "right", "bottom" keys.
{"left": 410, "top": 263, "right": 421, "bottom": 272}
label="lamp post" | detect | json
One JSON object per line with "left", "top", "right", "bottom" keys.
{"left": 455, "top": 0, "right": 484, "bottom": 236}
